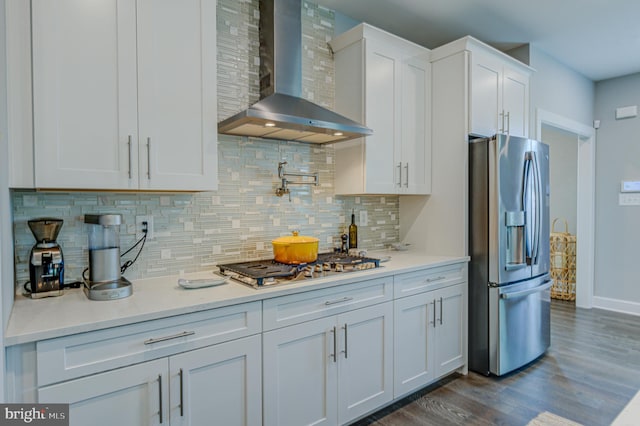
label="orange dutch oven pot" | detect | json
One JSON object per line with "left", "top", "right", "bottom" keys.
{"left": 272, "top": 231, "right": 319, "bottom": 264}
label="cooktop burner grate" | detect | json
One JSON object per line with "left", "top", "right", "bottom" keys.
{"left": 217, "top": 252, "right": 381, "bottom": 287}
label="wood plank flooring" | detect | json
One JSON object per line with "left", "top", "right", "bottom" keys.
{"left": 354, "top": 300, "right": 640, "bottom": 426}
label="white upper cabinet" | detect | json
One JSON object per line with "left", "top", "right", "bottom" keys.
{"left": 469, "top": 48, "right": 530, "bottom": 138}
{"left": 330, "top": 24, "right": 431, "bottom": 195}
{"left": 432, "top": 36, "right": 532, "bottom": 139}
{"left": 29, "top": 0, "right": 218, "bottom": 191}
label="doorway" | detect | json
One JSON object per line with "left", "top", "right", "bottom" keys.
{"left": 536, "top": 109, "right": 595, "bottom": 308}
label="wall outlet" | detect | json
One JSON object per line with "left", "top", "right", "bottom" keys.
{"left": 359, "top": 210, "right": 368, "bottom": 226}
{"left": 136, "top": 215, "right": 154, "bottom": 240}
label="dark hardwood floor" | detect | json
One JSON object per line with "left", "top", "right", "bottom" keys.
{"left": 355, "top": 300, "right": 640, "bottom": 426}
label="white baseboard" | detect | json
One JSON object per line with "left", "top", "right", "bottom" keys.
{"left": 592, "top": 296, "right": 640, "bottom": 316}
{"left": 612, "top": 389, "right": 640, "bottom": 426}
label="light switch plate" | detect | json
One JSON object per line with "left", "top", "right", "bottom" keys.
{"left": 616, "top": 105, "right": 638, "bottom": 119}
{"left": 619, "top": 193, "right": 640, "bottom": 206}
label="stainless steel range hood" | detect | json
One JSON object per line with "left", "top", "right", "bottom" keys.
{"left": 218, "top": 0, "right": 372, "bottom": 144}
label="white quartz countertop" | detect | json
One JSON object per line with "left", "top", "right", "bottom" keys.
{"left": 4, "top": 250, "right": 469, "bottom": 346}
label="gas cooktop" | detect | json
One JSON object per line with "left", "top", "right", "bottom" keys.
{"left": 217, "top": 252, "right": 382, "bottom": 288}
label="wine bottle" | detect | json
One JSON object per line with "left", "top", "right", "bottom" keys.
{"left": 349, "top": 209, "right": 358, "bottom": 249}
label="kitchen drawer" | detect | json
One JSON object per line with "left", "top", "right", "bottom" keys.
{"left": 262, "top": 276, "right": 393, "bottom": 331}
{"left": 394, "top": 262, "right": 467, "bottom": 299}
{"left": 36, "top": 301, "right": 261, "bottom": 386}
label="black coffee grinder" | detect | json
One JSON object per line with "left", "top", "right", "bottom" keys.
{"left": 28, "top": 218, "right": 64, "bottom": 298}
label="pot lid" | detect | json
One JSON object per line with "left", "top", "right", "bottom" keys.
{"left": 272, "top": 231, "right": 319, "bottom": 244}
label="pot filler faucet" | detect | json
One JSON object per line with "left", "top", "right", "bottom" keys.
{"left": 275, "top": 161, "right": 319, "bottom": 201}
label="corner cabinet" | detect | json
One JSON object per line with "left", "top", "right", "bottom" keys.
{"left": 28, "top": 0, "right": 218, "bottom": 191}
{"left": 330, "top": 24, "right": 432, "bottom": 195}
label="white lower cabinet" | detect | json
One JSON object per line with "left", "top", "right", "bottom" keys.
{"left": 21, "top": 264, "right": 469, "bottom": 426}
{"left": 263, "top": 302, "right": 394, "bottom": 426}
{"left": 394, "top": 283, "right": 466, "bottom": 398}
{"left": 38, "top": 334, "right": 261, "bottom": 426}
{"left": 38, "top": 358, "right": 167, "bottom": 426}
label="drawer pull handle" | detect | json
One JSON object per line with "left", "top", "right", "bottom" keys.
{"left": 144, "top": 331, "right": 195, "bottom": 345}
{"left": 324, "top": 296, "right": 354, "bottom": 306}
{"left": 426, "top": 276, "right": 447, "bottom": 283}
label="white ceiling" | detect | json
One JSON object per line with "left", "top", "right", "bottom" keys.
{"left": 315, "top": 0, "right": 640, "bottom": 82}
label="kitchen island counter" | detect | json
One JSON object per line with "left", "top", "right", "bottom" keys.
{"left": 5, "top": 250, "right": 468, "bottom": 345}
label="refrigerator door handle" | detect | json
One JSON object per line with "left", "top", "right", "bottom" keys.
{"left": 531, "top": 152, "right": 543, "bottom": 265}
{"left": 500, "top": 280, "right": 552, "bottom": 299}
{"left": 522, "top": 153, "right": 534, "bottom": 261}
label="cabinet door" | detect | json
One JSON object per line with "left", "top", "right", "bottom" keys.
{"left": 434, "top": 283, "right": 466, "bottom": 377}
{"left": 337, "top": 302, "right": 393, "bottom": 424}
{"left": 400, "top": 55, "right": 431, "bottom": 194}
{"left": 38, "top": 358, "right": 167, "bottom": 426}
{"left": 502, "top": 67, "right": 529, "bottom": 138}
{"left": 393, "top": 292, "right": 435, "bottom": 397}
{"left": 469, "top": 52, "right": 501, "bottom": 137}
{"left": 170, "top": 335, "right": 261, "bottom": 426}
{"left": 136, "top": 0, "right": 218, "bottom": 191}
{"left": 364, "top": 40, "right": 401, "bottom": 194}
{"left": 263, "top": 317, "right": 338, "bottom": 426}
{"left": 32, "top": 0, "right": 139, "bottom": 189}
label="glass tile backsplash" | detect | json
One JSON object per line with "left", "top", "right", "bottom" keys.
{"left": 11, "top": 0, "right": 400, "bottom": 286}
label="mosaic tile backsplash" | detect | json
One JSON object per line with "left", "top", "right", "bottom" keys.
{"left": 11, "top": 0, "right": 400, "bottom": 286}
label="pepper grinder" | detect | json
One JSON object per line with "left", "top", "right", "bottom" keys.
{"left": 340, "top": 230, "right": 349, "bottom": 253}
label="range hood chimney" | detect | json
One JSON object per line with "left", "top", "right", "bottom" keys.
{"left": 218, "top": 0, "right": 372, "bottom": 144}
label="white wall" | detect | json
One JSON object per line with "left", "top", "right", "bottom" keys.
{"left": 528, "top": 47, "right": 595, "bottom": 134}
{"left": 542, "top": 125, "right": 578, "bottom": 235}
{"left": 593, "top": 72, "right": 640, "bottom": 312}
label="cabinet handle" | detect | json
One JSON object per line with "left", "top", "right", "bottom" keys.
{"left": 330, "top": 326, "right": 337, "bottom": 362}
{"left": 432, "top": 299, "right": 437, "bottom": 328}
{"left": 426, "top": 275, "right": 447, "bottom": 283}
{"left": 439, "top": 297, "right": 443, "bottom": 325}
{"left": 324, "top": 296, "right": 353, "bottom": 306}
{"left": 158, "top": 374, "right": 163, "bottom": 424}
{"left": 499, "top": 111, "right": 504, "bottom": 133}
{"left": 342, "top": 324, "right": 348, "bottom": 359}
{"left": 505, "top": 111, "right": 511, "bottom": 134}
{"left": 404, "top": 163, "right": 409, "bottom": 188}
{"left": 127, "top": 135, "right": 132, "bottom": 179}
{"left": 144, "top": 331, "right": 195, "bottom": 345}
{"left": 397, "top": 162, "right": 402, "bottom": 187}
{"left": 179, "top": 368, "right": 184, "bottom": 417}
{"left": 146, "top": 137, "right": 152, "bottom": 179}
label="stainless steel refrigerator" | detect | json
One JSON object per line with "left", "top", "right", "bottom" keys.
{"left": 468, "top": 133, "right": 552, "bottom": 376}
